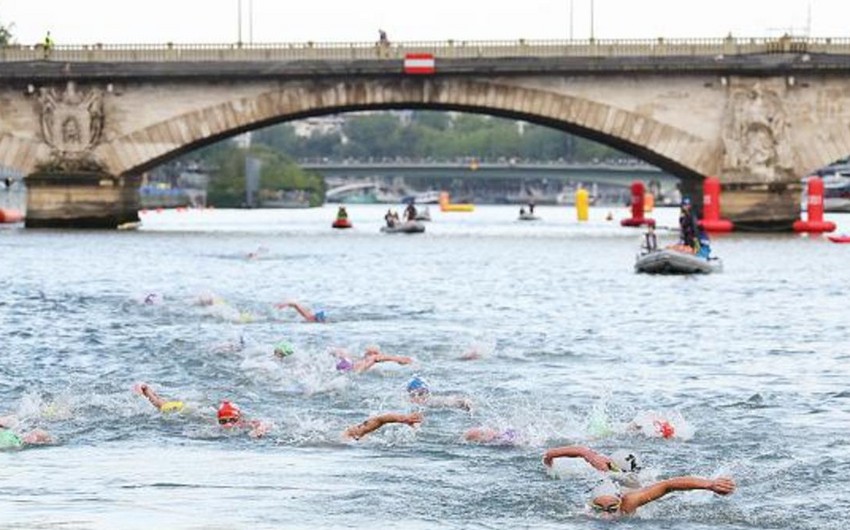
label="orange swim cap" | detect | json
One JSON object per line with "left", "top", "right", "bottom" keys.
{"left": 217, "top": 400, "right": 241, "bottom": 421}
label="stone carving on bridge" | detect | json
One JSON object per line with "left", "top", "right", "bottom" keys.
{"left": 721, "top": 81, "right": 795, "bottom": 183}
{"left": 37, "top": 81, "right": 106, "bottom": 172}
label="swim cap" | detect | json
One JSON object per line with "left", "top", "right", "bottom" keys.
{"left": 681, "top": 197, "right": 692, "bottom": 206}
{"left": 609, "top": 450, "right": 642, "bottom": 473}
{"left": 217, "top": 400, "right": 241, "bottom": 420}
{"left": 160, "top": 401, "right": 185, "bottom": 414}
{"left": 590, "top": 479, "right": 622, "bottom": 500}
{"left": 406, "top": 376, "right": 430, "bottom": 395}
{"left": 0, "top": 429, "right": 23, "bottom": 450}
{"left": 274, "top": 341, "right": 294, "bottom": 358}
{"left": 656, "top": 420, "right": 676, "bottom": 439}
{"left": 314, "top": 310, "right": 327, "bottom": 323}
{"left": 336, "top": 358, "right": 354, "bottom": 372}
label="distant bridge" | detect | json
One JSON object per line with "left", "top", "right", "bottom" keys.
{"left": 302, "top": 161, "right": 673, "bottom": 186}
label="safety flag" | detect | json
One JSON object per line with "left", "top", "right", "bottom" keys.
{"left": 403, "top": 53, "right": 435, "bottom": 74}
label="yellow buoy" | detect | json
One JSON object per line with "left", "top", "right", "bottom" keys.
{"left": 644, "top": 192, "right": 655, "bottom": 213}
{"left": 576, "top": 188, "right": 589, "bottom": 221}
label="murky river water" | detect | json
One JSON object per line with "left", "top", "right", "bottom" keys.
{"left": 1, "top": 205, "right": 849, "bottom": 529}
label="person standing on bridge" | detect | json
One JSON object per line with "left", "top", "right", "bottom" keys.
{"left": 42, "top": 31, "right": 54, "bottom": 60}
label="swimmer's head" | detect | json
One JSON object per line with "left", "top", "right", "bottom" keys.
{"left": 406, "top": 376, "right": 430, "bottom": 397}
{"left": 217, "top": 400, "right": 241, "bottom": 427}
{"left": 655, "top": 420, "right": 676, "bottom": 439}
{"left": 313, "top": 310, "right": 327, "bottom": 323}
{"left": 336, "top": 358, "right": 354, "bottom": 372}
{"left": 274, "top": 341, "right": 294, "bottom": 358}
{"left": 609, "top": 450, "right": 642, "bottom": 473}
{"left": 589, "top": 479, "right": 622, "bottom": 515}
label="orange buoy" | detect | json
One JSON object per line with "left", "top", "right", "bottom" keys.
{"left": 698, "top": 176, "right": 734, "bottom": 232}
{"left": 0, "top": 208, "right": 24, "bottom": 223}
{"left": 793, "top": 177, "right": 836, "bottom": 233}
{"left": 621, "top": 181, "right": 655, "bottom": 227}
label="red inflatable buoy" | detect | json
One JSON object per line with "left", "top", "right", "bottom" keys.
{"left": 794, "top": 177, "right": 836, "bottom": 233}
{"left": 698, "top": 176, "right": 734, "bottom": 233}
{"left": 620, "top": 181, "right": 656, "bottom": 227}
{"left": 0, "top": 208, "right": 24, "bottom": 223}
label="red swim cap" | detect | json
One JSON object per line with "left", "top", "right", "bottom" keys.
{"left": 656, "top": 420, "right": 675, "bottom": 439}
{"left": 217, "top": 400, "right": 241, "bottom": 420}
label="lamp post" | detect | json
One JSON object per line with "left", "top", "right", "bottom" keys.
{"left": 237, "top": 0, "right": 242, "bottom": 44}
{"left": 590, "top": 0, "right": 595, "bottom": 41}
{"left": 569, "top": 0, "right": 574, "bottom": 40}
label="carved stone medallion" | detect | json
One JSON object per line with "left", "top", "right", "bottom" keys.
{"left": 37, "top": 81, "right": 105, "bottom": 170}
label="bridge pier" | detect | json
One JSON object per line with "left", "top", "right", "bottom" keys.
{"left": 720, "top": 182, "right": 801, "bottom": 232}
{"left": 25, "top": 171, "right": 140, "bottom": 229}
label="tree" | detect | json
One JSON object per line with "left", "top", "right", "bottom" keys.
{"left": 0, "top": 20, "right": 14, "bottom": 46}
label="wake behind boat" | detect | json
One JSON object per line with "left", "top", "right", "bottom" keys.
{"left": 635, "top": 246, "right": 722, "bottom": 274}
{"left": 380, "top": 221, "right": 425, "bottom": 234}
{"left": 518, "top": 213, "right": 540, "bottom": 221}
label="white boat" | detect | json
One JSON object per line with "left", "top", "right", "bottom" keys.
{"left": 823, "top": 173, "right": 850, "bottom": 212}
{"left": 380, "top": 221, "right": 426, "bottom": 234}
{"left": 635, "top": 248, "right": 722, "bottom": 274}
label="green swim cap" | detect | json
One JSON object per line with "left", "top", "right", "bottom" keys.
{"left": 0, "top": 429, "right": 23, "bottom": 450}
{"left": 274, "top": 341, "right": 294, "bottom": 358}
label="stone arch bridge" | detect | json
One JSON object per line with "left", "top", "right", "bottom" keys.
{"left": 2, "top": 37, "right": 850, "bottom": 228}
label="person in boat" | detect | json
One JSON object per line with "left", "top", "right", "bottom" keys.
{"left": 528, "top": 201, "right": 535, "bottom": 215}
{"left": 679, "top": 197, "right": 698, "bottom": 250}
{"left": 519, "top": 206, "right": 526, "bottom": 216}
{"left": 643, "top": 225, "right": 658, "bottom": 252}
{"left": 331, "top": 346, "right": 414, "bottom": 373}
{"left": 406, "top": 376, "right": 473, "bottom": 411}
{"left": 274, "top": 300, "right": 327, "bottom": 323}
{"left": 384, "top": 209, "right": 396, "bottom": 228}
{"left": 343, "top": 411, "right": 422, "bottom": 441}
{"left": 336, "top": 206, "right": 348, "bottom": 221}
{"left": 404, "top": 201, "right": 418, "bottom": 222}
{"left": 391, "top": 210, "right": 400, "bottom": 224}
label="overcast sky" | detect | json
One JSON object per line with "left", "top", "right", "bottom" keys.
{"left": 1, "top": 0, "right": 846, "bottom": 45}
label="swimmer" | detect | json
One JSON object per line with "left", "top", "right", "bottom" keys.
{"left": 583, "top": 475, "right": 735, "bottom": 517}
{"left": 407, "top": 376, "right": 473, "bottom": 412}
{"left": 627, "top": 410, "right": 688, "bottom": 440}
{"left": 463, "top": 426, "right": 521, "bottom": 446}
{"left": 134, "top": 382, "right": 185, "bottom": 413}
{"left": 342, "top": 412, "right": 423, "bottom": 441}
{"left": 274, "top": 300, "right": 327, "bottom": 323}
{"left": 0, "top": 416, "right": 52, "bottom": 449}
{"left": 143, "top": 293, "right": 160, "bottom": 305}
{"left": 274, "top": 341, "right": 295, "bottom": 358}
{"left": 332, "top": 346, "right": 414, "bottom": 373}
{"left": 216, "top": 400, "right": 271, "bottom": 439}
{"left": 543, "top": 445, "right": 642, "bottom": 476}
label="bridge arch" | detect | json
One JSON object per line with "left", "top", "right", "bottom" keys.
{"left": 97, "top": 78, "right": 714, "bottom": 184}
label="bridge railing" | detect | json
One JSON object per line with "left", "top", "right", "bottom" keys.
{"left": 3, "top": 37, "right": 850, "bottom": 62}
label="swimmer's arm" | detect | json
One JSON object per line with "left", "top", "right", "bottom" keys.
{"left": 247, "top": 419, "right": 271, "bottom": 439}
{"left": 274, "top": 301, "right": 315, "bottom": 321}
{"left": 374, "top": 354, "right": 413, "bottom": 365}
{"left": 343, "top": 412, "right": 423, "bottom": 440}
{"left": 138, "top": 384, "right": 167, "bottom": 410}
{"left": 620, "top": 476, "right": 736, "bottom": 514}
{"left": 353, "top": 357, "right": 378, "bottom": 374}
{"left": 542, "top": 446, "right": 610, "bottom": 470}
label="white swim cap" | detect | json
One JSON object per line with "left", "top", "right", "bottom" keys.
{"left": 590, "top": 479, "right": 621, "bottom": 500}
{"left": 609, "top": 450, "right": 642, "bottom": 473}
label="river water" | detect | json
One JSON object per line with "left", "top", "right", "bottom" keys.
{"left": 1, "top": 205, "right": 849, "bottom": 529}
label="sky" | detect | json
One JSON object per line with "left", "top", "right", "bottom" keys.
{"left": 0, "top": 0, "right": 847, "bottom": 45}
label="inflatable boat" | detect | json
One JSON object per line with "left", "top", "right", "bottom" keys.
{"left": 380, "top": 221, "right": 425, "bottom": 234}
{"left": 635, "top": 248, "right": 722, "bottom": 274}
{"left": 332, "top": 218, "right": 352, "bottom": 229}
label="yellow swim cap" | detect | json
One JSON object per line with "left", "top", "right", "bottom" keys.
{"left": 160, "top": 401, "right": 185, "bottom": 413}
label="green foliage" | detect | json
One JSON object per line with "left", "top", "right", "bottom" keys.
{"left": 202, "top": 143, "right": 324, "bottom": 207}
{"left": 0, "top": 20, "right": 14, "bottom": 46}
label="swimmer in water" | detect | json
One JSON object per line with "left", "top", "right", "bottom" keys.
{"left": 134, "top": 383, "right": 186, "bottom": 413}
{"left": 582, "top": 474, "right": 735, "bottom": 517}
{"left": 332, "top": 346, "right": 414, "bottom": 373}
{"left": 274, "top": 300, "right": 327, "bottom": 323}
{"left": 627, "top": 410, "right": 685, "bottom": 440}
{"left": 274, "top": 341, "right": 295, "bottom": 359}
{"left": 143, "top": 293, "right": 160, "bottom": 305}
{"left": 342, "top": 412, "right": 423, "bottom": 441}
{"left": 463, "top": 426, "right": 521, "bottom": 446}
{"left": 216, "top": 400, "right": 271, "bottom": 439}
{"left": 406, "top": 376, "right": 473, "bottom": 412}
{"left": 0, "top": 415, "right": 53, "bottom": 449}
{"left": 543, "top": 445, "right": 644, "bottom": 488}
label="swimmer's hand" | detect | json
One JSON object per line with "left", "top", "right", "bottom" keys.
{"left": 248, "top": 420, "right": 271, "bottom": 439}
{"left": 709, "top": 477, "right": 736, "bottom": 495}
{"left": 401, "top": 412, "right": 424, "bottom": 427}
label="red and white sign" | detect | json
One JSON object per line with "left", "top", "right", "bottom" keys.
{"left": 403, "top": 53, "right": 435, "bottom": 74}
